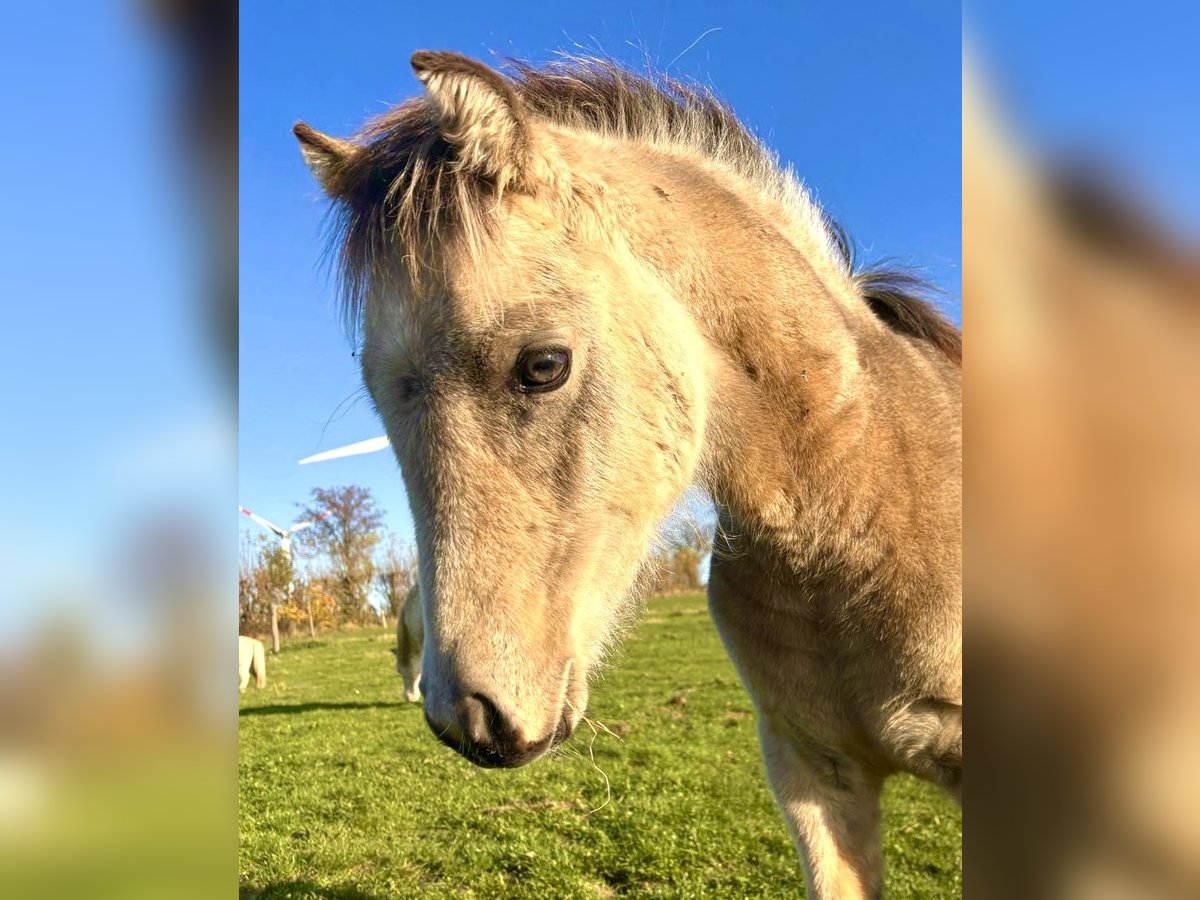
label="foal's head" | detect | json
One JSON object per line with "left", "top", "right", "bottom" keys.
{"left": 296, "top": 52, "right": 708, "bottom": 766}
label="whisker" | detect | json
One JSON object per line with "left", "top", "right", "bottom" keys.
{"left": 315, "top": 384, "right": 371, "bottom": 449}
{"left": 565, "top": 698, "right": 617, "bottom": 814}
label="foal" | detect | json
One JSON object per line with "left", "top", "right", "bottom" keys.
{"left": 295, "top": 52, "right": 960, "bottom": 898}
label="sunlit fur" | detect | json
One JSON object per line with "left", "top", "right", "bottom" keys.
{"left": 296, "top": 52, "right": 960, "bottom": 898}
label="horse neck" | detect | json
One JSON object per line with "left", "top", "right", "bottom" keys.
{"left": 613, "top": 151, "right": 955, "bottom": 578}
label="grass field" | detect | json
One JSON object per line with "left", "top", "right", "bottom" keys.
{"left": 239, "top": 593, "right": 961, "bottom": 898}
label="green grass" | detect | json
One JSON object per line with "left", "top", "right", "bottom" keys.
{"left": 240, "top": 594, "right": 961, "bottom": 898}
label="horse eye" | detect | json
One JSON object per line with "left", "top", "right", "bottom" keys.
{"left": 515, "top": 347, "right": 571, "bottom": 393}
{"left": 397, "top": 375, "right": 424, "bottom": 401}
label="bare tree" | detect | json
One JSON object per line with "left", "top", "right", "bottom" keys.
{"left": 239, "top": 533, "right": 291, "bottom": 649}
{"left": 377, "top": 536, "right": 419, "bottom": 621}
{"left": 239, "top": 534, "right": 267, "bottom": 636}
{"left": 652, "top": 498, "right": 715, "bottom": 593}
{"left": 262, "top": 542, "right": 293, "bottom": 651}
{"left": 295, "top": 486, "right": 384, "bottom": 625}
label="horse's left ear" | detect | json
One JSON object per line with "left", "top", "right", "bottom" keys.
{"left": 293, "top": 121, "right": 357, "bottom": 197}
{"left": 411, "top": 50, "right": 532, "bottom": 190}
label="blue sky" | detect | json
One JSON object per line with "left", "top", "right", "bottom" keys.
{"left": 240, "top": 1, "right": 961, "bottom": 549}
{"left": 1, "top": 3, "right": 228, "bottom": 641}
{"left": 966, "top": 3, "right": 1200, "bottom": 240}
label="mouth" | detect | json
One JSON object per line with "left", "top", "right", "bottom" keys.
{"left": 426, "top": 708, "right": 577, "bottom": 769}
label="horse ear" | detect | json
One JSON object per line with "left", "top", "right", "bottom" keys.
{"left": 293, "top": 121, "right": 356, "bottom": 196}
{"left": 410, "top": 50, "right": 531, "bottom": 188}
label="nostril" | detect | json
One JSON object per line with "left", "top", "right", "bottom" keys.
{"left": 428, "top": 691, "right": 558, "bottom": 769}
{"left": 467, "top": 692, "right": 508, "bottom": 744}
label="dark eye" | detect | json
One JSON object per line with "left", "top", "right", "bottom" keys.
{"left": 515, "top": 347, "right": 571, "bottom": 393}
{"left": 396, "top": 375, "right": 424, "bottom": 402}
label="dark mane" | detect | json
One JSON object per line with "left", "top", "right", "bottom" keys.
{"left": 821, "top": 212, "right": 961, "bottom": 365}
{"left": 326, "top": 56, "right": 789, "bottom": 331}
{"left": 1046, "top": 161, "right": 1200, "bottom": 297}
{"left": 856, "top": 269, "right": 962, "bottom": 366}
{"left": 325, "top": 56, "right": 961, "bottom": 364}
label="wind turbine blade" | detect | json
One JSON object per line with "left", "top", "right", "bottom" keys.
{"left": 239, "top": 505, "right": 286, "bottom": 538}
{"left": 298, "top": 436, "right": 391, "bottom": 465}
{"left": 287, "top": 511, "right": 329, "bottom": 536}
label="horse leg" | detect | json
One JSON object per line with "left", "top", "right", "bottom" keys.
{"left": 399, "top": 591, "right": 424, "bottom": 702}
{"left": 760, "top": 719, "right": 885, "bottom": 900}
{"left": 401, "top": 647, "right": 423, "bottom": 702}
{"left": 408, "top": 662, "right": 423, "bottom": 704}
{"left": 397, "top": 619, "right": 420, "bottom": 702}
{"left": 254, "top": 640, "right": 267, "bottom": 689}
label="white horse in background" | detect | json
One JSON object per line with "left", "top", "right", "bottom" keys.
{"left": 393, "top": 585, "right": 424, "bottom": 703}
{"left": 239, "top": 635, "right": 266, "bottom": 692}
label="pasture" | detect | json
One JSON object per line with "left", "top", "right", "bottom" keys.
{"left": 239, "top": 594, "right": 961, "bottom": 898}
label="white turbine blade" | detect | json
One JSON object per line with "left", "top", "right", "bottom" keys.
{"left": 297, "top": 435, "right": 391, "bottom": 465}
{"left": 287, "top": 511, "right": 329, "bottom": 536}
{"left": 239, "top": 505, "right": 286, "bottom": 538}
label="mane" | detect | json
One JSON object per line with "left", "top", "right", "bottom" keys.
{"left": 856, "top": 269, "right": 962, "bottom": 365}
{"left": 325, "top": 55, "right": 961, "bottom": 364}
